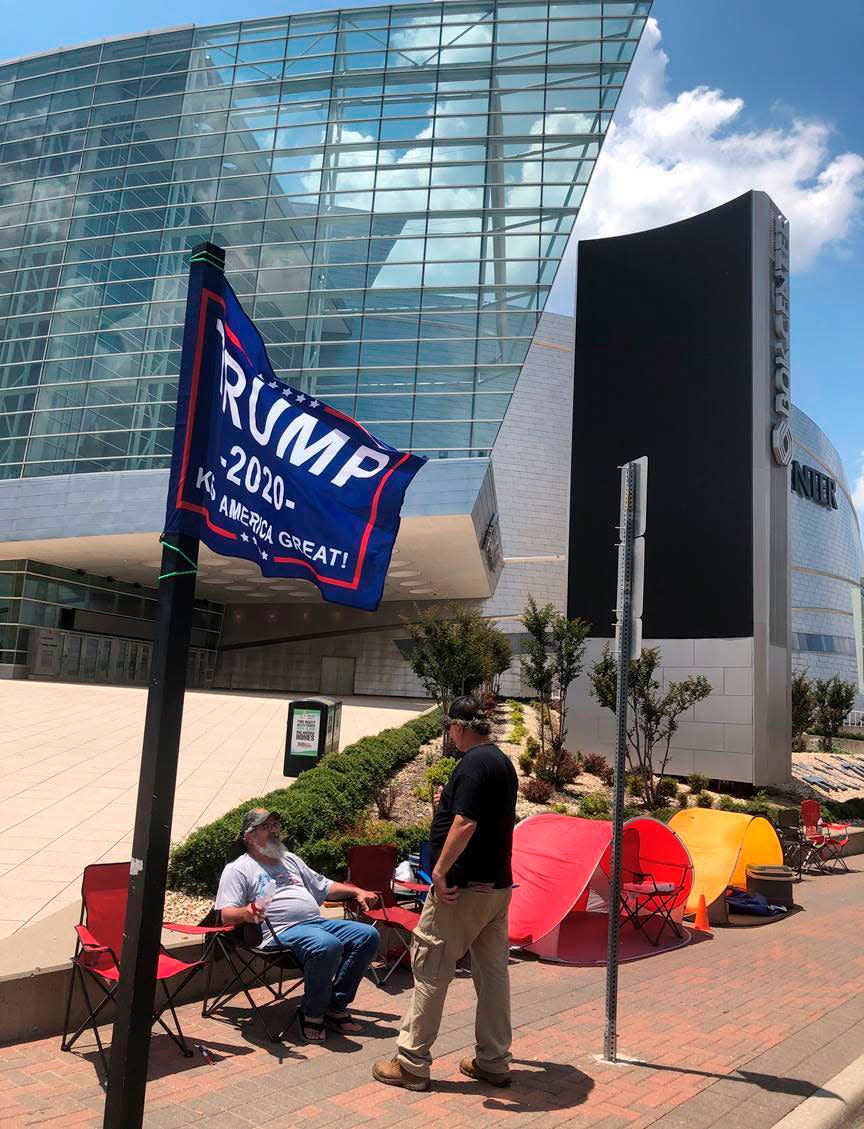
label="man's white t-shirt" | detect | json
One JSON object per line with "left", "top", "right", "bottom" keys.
{"left": 215, "top": 851, "right": 333, "bottom": 942}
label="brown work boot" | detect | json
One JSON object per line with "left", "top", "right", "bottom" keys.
{"left": 372, "top": 1055, "right": 430, "bottom": 1092}
{"left": 459, "top": 1057, "right": 512, "bottom": 1087}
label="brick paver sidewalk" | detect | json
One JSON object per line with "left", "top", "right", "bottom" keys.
{"left": 2, "top": 866, "right": 864, "bottom": 1128}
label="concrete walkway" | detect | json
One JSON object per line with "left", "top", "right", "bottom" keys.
{"left": 2, "top": 863, "right": 864, "bottom": 1127}
{"left": 0, "top": 681, "right": 429, "bottom": 937}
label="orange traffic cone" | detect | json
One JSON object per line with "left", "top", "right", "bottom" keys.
{"left": 694, "top": 893, "right": 711, "bottom": 932}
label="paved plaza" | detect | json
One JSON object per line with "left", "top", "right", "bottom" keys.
{"left": 0, "top": 681, "right": 428, "bottom": 938}
{"left": 1, "top": 864, "right": 863, "bottom": 1128}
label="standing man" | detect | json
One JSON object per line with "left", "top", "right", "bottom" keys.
{"left": 373, "top": 695, "right": 518, "bottom": 1091}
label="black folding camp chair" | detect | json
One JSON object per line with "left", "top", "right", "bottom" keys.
{"left": 773, "top": 808, "right": 806, "bottom": 879}
{"left": 181, "top": 911, "right": 304, "bottom": 1042}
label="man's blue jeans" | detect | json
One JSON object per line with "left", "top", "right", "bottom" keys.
{"left": 269, "top": 917, "right": 379, "bottom": 1018}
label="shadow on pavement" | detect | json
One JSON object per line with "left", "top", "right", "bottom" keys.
{"left": 434, "top": 1058, "right": 595, "bottom": 1111}
{"left": 213, "top": 1003, "right": 402, "bottom": 1059}
{"left": 75, "top": 1033, "right": 255, "bottom": 1088}
{"left": 620, "top": 1057, "right": 838, "bottom": 1100}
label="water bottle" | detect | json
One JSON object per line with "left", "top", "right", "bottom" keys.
{"left": 254, "top": 877, "right": 277, "bottom": 913}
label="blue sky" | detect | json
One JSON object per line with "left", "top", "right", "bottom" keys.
{"left": 6, "top": 0, "right": 863, "bottom": 503}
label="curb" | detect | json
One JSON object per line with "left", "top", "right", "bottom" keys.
{"left": 772, "top": 1052, "right": 864, "bottom": 1129}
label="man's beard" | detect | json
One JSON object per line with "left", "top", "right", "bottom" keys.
{"left": 258, "top": 836, "right": 283, "bottom": 861}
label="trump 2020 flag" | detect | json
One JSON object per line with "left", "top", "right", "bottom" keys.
{"left": 164, "top": 250, "right": 427, "bottom": 612}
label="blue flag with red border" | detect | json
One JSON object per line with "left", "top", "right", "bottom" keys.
{"left": 164, "top": 255, "right": 427, "bottom": 611}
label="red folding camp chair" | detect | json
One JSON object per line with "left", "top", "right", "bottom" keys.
{"left": 617, "top": 827, "right": 691, "bottom": 946}
{"left": 347, "top": 844, "right": 421, "bottom": 986}
{"left": 61, "top": 863, "right": 204, "bottom": 1071}
{"left": 800, "top": 799, "right": 840, "bottom": 874}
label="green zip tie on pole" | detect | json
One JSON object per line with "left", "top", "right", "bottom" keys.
{"left": 158, "top": 536, "right": 199, "bottom": 580}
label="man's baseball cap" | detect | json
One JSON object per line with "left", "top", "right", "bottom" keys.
{"left": 443, "top": 694, "right": 486, "bottom": 726}
{"left": 237, "top": 808, "right": 281, "bottom": 841}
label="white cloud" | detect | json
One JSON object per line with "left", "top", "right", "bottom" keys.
{"left": 549, "top": 17, "right": 864, "bottom": 311}
{"left": 852, "top": 454, "right": 864, "bottom": 527}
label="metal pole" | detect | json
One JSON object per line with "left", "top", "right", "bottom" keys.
{"left": 103, "top": 242, "right": 223, "bottom": 1128}
{"left": 102, "top": 534, "right": 199, "bottom": 1127}
{"left": 603, "top": 461, "right": 635, "bottom": 1063}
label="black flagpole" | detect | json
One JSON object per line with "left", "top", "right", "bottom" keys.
{"left": 103, "top": 242, "right": 225, "bottom": 1129}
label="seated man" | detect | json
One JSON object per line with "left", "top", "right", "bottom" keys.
{"left": 215, "top": 807, "right": 381, "bottom": 1043}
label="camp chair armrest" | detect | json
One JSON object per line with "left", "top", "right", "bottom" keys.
{"left": 75, "top": 924, "right": 110, "bottom": 953}
{"left": 163, "top": 921, "right": 234, "bottom": 936}
{"left": 261, "top": 915, "right": 287, "bottom": 948}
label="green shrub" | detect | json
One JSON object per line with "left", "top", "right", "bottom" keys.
{"left": 522, "top": 777, "right": 553, "bottom": 804}
{"left": 717, "top": 795, "right": 739, "bottom": 812}
{"left": 525, "top": 735, "right": 540, "bottom": 759}
{"left": 688, "top": 772, "right": 709, "bottom": 792}
{"left": 518, "top": 751, "right": 535, "bottom": 776}
{"left": 649, "top": 806, "right": 676, "bottom": 823}
{"left": 677, "top": 791, "right": 690, "bottom": 809}
{"left": 582, "top": 752, "right": 613, "bottom": 784}
{"left": 550, "top": 802, "right": 570, "bottom": 815}
{"left": 654, "top": 777, "right": 678, "bottom": 805}
{"left": 812, "top": 727, "right": 864, "bottom": 743}
{"left": 303, "top": 819, "right": 431, "bottom": 878}
{"left": 425, "top": 756, "right": 457, "bottom": 788}
{"left": 625, "top": 772, "right": 643, "bottom": 798}
{"left": 534, "top": 748, "right": 581, "bottom": 788}
{"left": 824, "top": 797, "right": 864, "bottom": 823}
{"left": 579, "top": 791, "right": 611, "bottom": 818}
{"left": 695, "top": 790, "right": 714, "bottom": 808}
{"left": 167, "top": 709, "right": 441, "bottom": 895}
{"left": 509, "top": 721, "right": 527, "bottom": 743}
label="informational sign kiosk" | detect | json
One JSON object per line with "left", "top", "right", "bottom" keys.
{"left": 284, "top": 697, "right": 342, "bottom": 776}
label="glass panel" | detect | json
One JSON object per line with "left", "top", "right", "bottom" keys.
{"left": 0, "top": 9, "right": 633, "bottom": 478}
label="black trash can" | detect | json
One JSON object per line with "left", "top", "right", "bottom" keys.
{"left": 283, "top": 697, "right": 342, "bottom": 776}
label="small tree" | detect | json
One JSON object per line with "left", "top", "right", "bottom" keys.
{"left": 588, "top": 645, "right": 711, "bottom": 808}
{"left": 405, "top": 605, "right": 510, "bottom": 749}
{"left": 812, "top": 675, "right": 856, "bottom": 752}
{"left": 520, "top": 596, "right": 590, "bottom": 789}
{"left": 791, "top": 671, "right": 814, "bottom": 751}
{"left": 521, "top": 598, "right": 555, "bottom": 763}
{"left": 485, "top": 628, "right": 514, "bottom": 695}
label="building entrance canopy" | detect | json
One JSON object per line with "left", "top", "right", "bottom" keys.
{"left": 0, "top": 458, "right": 498, "bottom": 605}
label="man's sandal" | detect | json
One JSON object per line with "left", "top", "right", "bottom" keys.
{"left": 324, "top": 1010, "right": 363, "bottom": 1034}
{"left": 296, "top": 1009, "right": 327, "bottom": 1043}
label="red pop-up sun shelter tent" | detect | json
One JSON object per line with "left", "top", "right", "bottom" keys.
{"left": 509, "top": 813, "right": 694, "bottom": 964}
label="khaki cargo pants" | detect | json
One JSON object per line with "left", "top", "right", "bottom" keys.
{"left": 396, "top": 887, "right": 512, "bottom": 1080}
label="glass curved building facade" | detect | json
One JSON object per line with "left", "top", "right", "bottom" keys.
{"left": 0, "top": 1, "right": 648, "bottom": 479}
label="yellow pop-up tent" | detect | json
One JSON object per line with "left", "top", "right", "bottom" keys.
{"left": 668, "top": 808, "right": 783, "bottom": 923}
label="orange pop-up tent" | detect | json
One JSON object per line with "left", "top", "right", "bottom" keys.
{"left": 668, "top": 808, "right": 783, "bottom": 923}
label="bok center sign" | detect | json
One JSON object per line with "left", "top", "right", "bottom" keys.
{"left": 164, "top": 258, "right": 426, "bottom": 611}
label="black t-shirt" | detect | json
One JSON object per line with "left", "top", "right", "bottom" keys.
{"left": 429, "top": 742, "right": 518, "bottom": 888}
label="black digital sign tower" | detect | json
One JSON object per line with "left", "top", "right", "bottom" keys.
{"left": 567, "top": 192, "right": 791, "bottom": 786}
